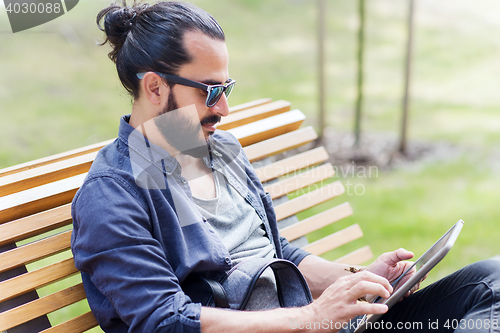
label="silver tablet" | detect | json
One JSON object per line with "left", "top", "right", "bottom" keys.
{"left": 354, "top": 219, "right": 464, "bottom": 333}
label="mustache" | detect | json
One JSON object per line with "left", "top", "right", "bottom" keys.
{"left": 200, "top": 115, "right": 221, "bottom": 126}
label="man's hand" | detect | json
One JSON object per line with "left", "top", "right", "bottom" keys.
{"left": 201, "top": 271, "right": 392, "bottom": 333}
{"left": 365, "top": 248, "right": 423, "bottom": 299}
{"left": 303, "top": 270, "right": 392, "bottom": 331}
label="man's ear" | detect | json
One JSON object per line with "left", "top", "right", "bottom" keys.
{"left": 139, "top": 72, "right": 168, "bottom": 105}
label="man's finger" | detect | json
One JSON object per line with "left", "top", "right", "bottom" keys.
{"left": 350, "top": 271, "right": 393, "bottom": 294}
{"left": 354, "top": 302, "right": 389, "bottom": 317}
{"left": 349, "top": 281, "right": 392, "bottom": 302}
{"left": 384, "top": 248, "right": 414, "bottom": 265}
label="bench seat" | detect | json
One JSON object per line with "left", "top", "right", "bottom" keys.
{"left": 0, "top": 99, "right": 372, "bottom": 332}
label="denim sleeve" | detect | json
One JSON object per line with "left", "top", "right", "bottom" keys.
{"left": 279, "top": 236, "right": 311, "bottom": 267}
{"left": 71, "top": 175, "right": 201, "bottom": 333}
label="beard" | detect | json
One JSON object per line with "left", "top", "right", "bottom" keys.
{"left": 154, "top": 90, "right": 220, "bottom": 158}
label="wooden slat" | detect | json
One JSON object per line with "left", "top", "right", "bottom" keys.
{"left": 302, "top": 224, "right": 364, "bottom": 256}
{"left": 0, "top": 204, "right": 72, "bottom": 247}
{"left": 279, "top": 202, "right": 353, "bottom": 241}
{"left": 228, "top": 110, "right": 305, "bottom": 147}
{"left": 0, "top": 174, "right": 84, "bottom": 224}
{"left": 40, "top": 311, "right": 99, "bottom": 333}
{"left": 0, "top": 152, "right": 97, "bottom": 197}
{"left": 334, "top": 246, "right": 374, "bottom": 265}
{"left": 264, "top": 163, "right": 335, "bottom": 199}
{"left": 243, "top": 126, "right": 318, "bottom": 163}
{"left": 0, "top": 283, "right": 87, "bottom": 332}
{"left": 0, "top": 258, "right": 79, "bottom": 303}
{"left": 0, "top": 139, "right": 113, "bottom": 178}
{"left": 255, "top": 147, "right": 329, "bottom": 183}
{"left": 274, "top": 181, "right": 345, "bottom": 221}
{"left": 0, "top": 231, "right": 72, "bottom": 273}
{"left": 218, "top": 100, "right": 291, "bottom": 130}
{"left": 228, "top": 98, "right": 272, "bottom": 113}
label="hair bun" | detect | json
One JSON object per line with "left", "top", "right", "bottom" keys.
{"left": 97, "top": 2, "right": 140, "bottom": 62}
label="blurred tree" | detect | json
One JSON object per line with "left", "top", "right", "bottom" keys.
{"left": 399, "top": 0, "right": 415, "bottom": 154}
{"left": 354, "top": 0, "right": 365, "bottom": 147}
{"left": 317, "top": 0, "right": 326, "bottom": 142}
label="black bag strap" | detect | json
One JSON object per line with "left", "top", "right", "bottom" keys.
{"left": 202, "top": 276, "right": 230, "bottom": 308}
{"left": 181, "top": 274, "right": 229, "bottom": 308}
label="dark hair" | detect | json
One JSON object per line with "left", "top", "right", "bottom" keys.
{"left": 97, "top": 1, "right": 225, "bottom": 99}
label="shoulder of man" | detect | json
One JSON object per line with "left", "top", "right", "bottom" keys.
{"left": 74, "top": 139, "right": 146, "bottom": 206}
{"left": 84, "top": 140, "right": 127, "bottom": 179}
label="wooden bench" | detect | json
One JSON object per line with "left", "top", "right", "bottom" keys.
{"left": 0, "top": 99, "right": 373, "bottom": 332}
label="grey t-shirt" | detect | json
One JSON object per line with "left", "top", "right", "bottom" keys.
{"left": 192, "top": 169, "right": 276, "bottom": 264}
{"left": 192, "top": 169, "right": 280, "bottom": 310}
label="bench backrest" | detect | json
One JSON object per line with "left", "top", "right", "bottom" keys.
{"left": 0, "top": 99, "right": 372, "bottom": 332}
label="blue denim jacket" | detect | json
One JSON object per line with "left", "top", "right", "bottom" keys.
{"left": 71, "top": 115, "right": 310, "bottom": 333}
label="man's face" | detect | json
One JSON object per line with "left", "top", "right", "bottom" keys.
{"left": 154, "top": 30, "right": 230, "bottom": 157}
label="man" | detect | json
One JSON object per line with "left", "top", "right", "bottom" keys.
{"left": 71, "top": 1, "right": 500, "bottom": 332}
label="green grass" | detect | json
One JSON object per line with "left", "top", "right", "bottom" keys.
{"left": 2, "top": 0, "right": 500, "bottom": 330}
{"left": 298, "top": 154, "right": 500, "bottom": 287}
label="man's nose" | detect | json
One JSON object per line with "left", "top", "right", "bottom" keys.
{"left": 210, "top": 93, "right": 230, "bottom": 117}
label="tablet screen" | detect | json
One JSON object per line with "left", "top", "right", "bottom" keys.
{"left": 355, "top": 220, "right": 464, "bottom": 333}
{"left": 373, "top": 221, "right": 460, "bottom": 303}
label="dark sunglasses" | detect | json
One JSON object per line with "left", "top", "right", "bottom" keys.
{"left": 136, "top": 72, "right": 236, "bottom": 107}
